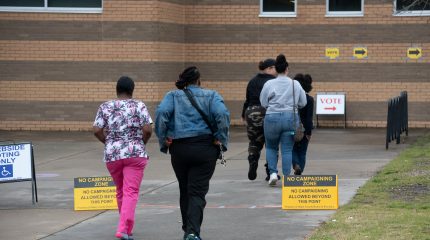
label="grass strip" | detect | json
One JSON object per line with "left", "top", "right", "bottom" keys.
{"left": 308, "top": 134, "right": 430, "bottom": 240}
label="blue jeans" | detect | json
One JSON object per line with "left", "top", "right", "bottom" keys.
{"left": 292, "top": 136, "right": 309, "bottom": 172}
{"left": 263, "top": 111, "right": 298, "bottom": 176}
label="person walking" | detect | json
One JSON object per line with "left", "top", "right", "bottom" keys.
{"left": 242, "top": 58, "right": 277, "bottom": 181}
{"left": 155, "top": 66, "right": 230, "bottom": 240}
{"left": 260, "top": 54, "right": 307, "bottom": 186}
{"left": 93, "top": 76, "right": 153, "bottom": 240}
{"left": 292, "top": 74, "right": 314, "bottom": 175}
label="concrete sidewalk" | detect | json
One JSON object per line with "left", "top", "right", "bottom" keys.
{"left": 0, "top": 127, "right": 425, "bottom": 240}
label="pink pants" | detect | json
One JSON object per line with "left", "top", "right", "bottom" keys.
{"left": 106, "top": 157, "right": 148, "bottom": 235}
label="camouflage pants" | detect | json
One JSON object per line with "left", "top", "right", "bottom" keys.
{"left": 245, "top": 105, "right": 266, "bottom": 163}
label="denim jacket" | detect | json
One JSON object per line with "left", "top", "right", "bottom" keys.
{"left": 155, "top": 85, "right": 230, "bottom": 153}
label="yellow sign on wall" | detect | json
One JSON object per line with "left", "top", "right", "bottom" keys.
{"left": 407, "top": 48, "right": 422, "bottom": 59}
{"left": 353, "top": 47, "right": 368, "bottom": 59}
{"left": 282, "top": 175, "right": 338, "bottom": 210}
{"left": 74, "top": 176, "right": 117, "bottom": 211}
{"left": 325, "top": 48, "right": 340, "bottom": 60}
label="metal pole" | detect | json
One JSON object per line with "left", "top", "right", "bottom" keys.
{"left": 31, "top": 144, "right": 38, "bottom": 203}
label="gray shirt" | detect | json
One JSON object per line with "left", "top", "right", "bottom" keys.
{"left": 260, "top": 74, "right": 307, "bottom": 114}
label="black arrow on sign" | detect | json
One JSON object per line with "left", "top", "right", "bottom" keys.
{"left": 355, "top": 49, "right": 366, "bottom": 55}
{"left": 409, "top": 49, "right": 420, "bottom": 55}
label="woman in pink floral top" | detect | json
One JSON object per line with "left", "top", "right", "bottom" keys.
{"left": 93, "top": 76, "right": 152, "bottom": 240}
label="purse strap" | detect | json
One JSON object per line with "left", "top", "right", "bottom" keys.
{"left": 183, "top": 88, "right": 216, "bottom": 135}
{"left": 182, "top": 88, "right": 227, "bottom": 166}
{"left": 292, "top": 79, "right": 297, "bottom": 126}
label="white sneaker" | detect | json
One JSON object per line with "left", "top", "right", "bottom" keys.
{"left": 268, "top": 173, "right": 278, "bottom": 186}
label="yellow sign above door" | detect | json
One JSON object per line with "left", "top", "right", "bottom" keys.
{"left": 325, "top": 48, "right": 340, "bottom": 60}
{"left": 353, "top": 47, "right": 368, "bottom": 59}
{"left": 407, "top": 48, "right": 422, "bottom": 60}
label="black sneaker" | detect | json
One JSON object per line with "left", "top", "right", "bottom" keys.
{"left": 293, "top": 164, "right": 302, "bottom": 175}
{"left": 264, "top": 163, "right": 270, "bottom": 181}
{"left": 248, "top": 161, "right": 258, "bottom": 180}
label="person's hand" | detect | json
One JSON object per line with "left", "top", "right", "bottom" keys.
{"left": 213, "top": 139, "right": 221, "bottom": 146}
{"left": 306, "top": 135, "right": 312, "bottom": 141}
{"left": 165, "top": 137, "right": 172, "bottom": 147}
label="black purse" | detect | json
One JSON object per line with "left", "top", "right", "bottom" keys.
{"left": 292, "top": 80, "right": 305, "bottom": 142}
{"left": 183, "top": 88, "right": 226, "bottom": 166}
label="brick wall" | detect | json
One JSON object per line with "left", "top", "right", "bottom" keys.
{"left": 0, "top": 0, "right": 429, "bottom": 131}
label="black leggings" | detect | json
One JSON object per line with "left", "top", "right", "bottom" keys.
{"left": 169, "top": 134, "right": 218, "bottom": 237}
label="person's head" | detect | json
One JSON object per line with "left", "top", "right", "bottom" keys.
{"left": 116, "top": 76, "right": 135, "bottom": 97}
{"left": 294, "top": 73, "right": 313, "bottom": 93}
{"left": 258, "top": 58, "right": 277, "bottom": 76}
{"left": 175, "top": 66, "right": 201, "bottom": 89}
{"left": 275, "top": 54, "right": 289, "bottom": 74}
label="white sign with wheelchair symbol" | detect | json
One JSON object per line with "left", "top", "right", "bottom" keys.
{"left": 0, "top": 143, "right": 32, "bottom": 182}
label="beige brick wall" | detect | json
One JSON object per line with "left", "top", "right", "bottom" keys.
{"left": 0, "top": 41, "right": 185, "bottom": 62}
{"left": 2, "top": 81, "right": 430, "bottom": 103}
{"left": 185, "top": 43, "right": 430, "bottom": 63}
{"left": 1, "top": 41, "right": 427, "bottom": 63}
{"left": 0, "top": 81, "right": 173, "bottom": 102}
{"left": 0, "top": 120, "right": 94, "bottom": 131}
{"left": 312, "top": 120, "right": 430, "bottom": 128}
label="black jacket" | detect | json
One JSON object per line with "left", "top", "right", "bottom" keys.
{"left": 241, "top": 73, "right": 275, "bottom": 118}
{"left": 300, "top": 94, "right": 314, "bottom": 136}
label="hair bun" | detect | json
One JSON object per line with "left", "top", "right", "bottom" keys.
{"left": 276, "top": 54, "right": 286, "bottom": 64}
{"left": 275, "top": 54, "right": 288, "bottom": 73}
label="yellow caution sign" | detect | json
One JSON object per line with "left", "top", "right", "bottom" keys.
{"left": 282, "top": 175, "right": 338, "bottom": 210}
{"left": 325, "top": 48, "right": 340, "bottom": 60}
{"left": 407, "top": 48, "right": 422, "bottom": 59}
{"left": 353, "top": 47, "right": 367, "bottom": 59}
{"left": 74, "top": 176, "right": 117, "bottom": 211}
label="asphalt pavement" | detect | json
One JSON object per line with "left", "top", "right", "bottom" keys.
{"left": 0, "top": 127, "right": 425, "bottom": 240}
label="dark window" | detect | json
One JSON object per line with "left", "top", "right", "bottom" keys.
{"left": 0, "top": 0, "right": 44, "bottom": 7}
{"left": 48, "top": 0, "right": 102, "bottom": 8}
{"left": 262, "top": 0, "right": 295, "bottom": 12}
{"left": 396, "top": 0, "right": 430, "bottom": 11}
{"left": 0, "top": 0, "right": 101, "bottom": 8}
{"left": 328, "top": 0, "right": 362, "bottom": 12}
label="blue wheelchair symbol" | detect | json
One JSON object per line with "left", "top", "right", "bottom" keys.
{"left": 1, "top": 165, "right": 13, "bottom": 178}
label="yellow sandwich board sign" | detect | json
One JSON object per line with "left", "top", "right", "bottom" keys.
{"left": 407, "top": 47, "right": 422, "bottom": 60}
{"left": 74, "top": 176, "right": 117, "bottom": 211}
{"left": 282, "top": 175, "right": 338, "bottom": 210}
{"left": 325, "top": 48, "right": 340, "bottom": 60}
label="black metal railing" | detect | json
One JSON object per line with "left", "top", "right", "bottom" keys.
{"left": 386, "top": 91, "right": 408, "bottom": 149}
